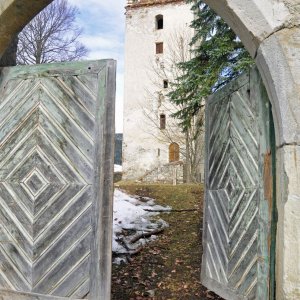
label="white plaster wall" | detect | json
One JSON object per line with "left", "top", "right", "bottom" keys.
{"left": 123, "top": 1, "right": 193, "bottom": 180}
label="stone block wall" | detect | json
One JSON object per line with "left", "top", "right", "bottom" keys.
{"left": 140, "top": 161, "right": 184, "bottom": 184}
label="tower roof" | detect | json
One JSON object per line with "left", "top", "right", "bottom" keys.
{"left": 126, "top": 0, "right": 184, "bottom": 9}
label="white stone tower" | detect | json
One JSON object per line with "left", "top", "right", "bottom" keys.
{"left": 123, "top": 0, "right": 194, "bottom": 180}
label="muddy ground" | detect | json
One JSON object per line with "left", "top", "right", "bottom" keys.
{"left": 111, "top": 183, "right": 223, "bottom": 300}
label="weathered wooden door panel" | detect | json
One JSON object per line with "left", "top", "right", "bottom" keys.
{"left": 0, "top": 60, "right": 116, "bottom": 299}
{"left": 202, "top": 68, "right": 274, "bottom": 300}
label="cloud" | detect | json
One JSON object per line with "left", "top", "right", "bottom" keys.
{"left": 68, "top": 0, "right": 126, "bottom": 132}
{"left": 69, "top": 0, "right": 126, "bottom": 34}
{"left": 80, "top": 35, "right": 123, "bottom": 51}
{"left": 69, "top": 0, "right": 125, "bottom": 13}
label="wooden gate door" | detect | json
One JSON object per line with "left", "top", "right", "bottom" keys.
{"left": 202, "top": 68, "right": 276, "bottom": 300}
{"left": 0, "top": 60, "right": 115, "bottom": 299}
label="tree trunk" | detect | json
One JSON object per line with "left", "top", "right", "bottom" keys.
{"left": 0, "top": 35, "right": 18, "bottom": 67}
{"left": 185, "top": 129, "right": 191, "bottom": 183}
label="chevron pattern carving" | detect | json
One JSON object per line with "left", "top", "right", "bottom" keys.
{"left": 202, "top": 71, "right": 271, "bottom": 300}
{"left": 0, "top": 63, "right": 104, "bottom": 298}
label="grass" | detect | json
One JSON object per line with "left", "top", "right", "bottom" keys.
{"left": 111, "top": 182, "right": 222, "bottom": 300}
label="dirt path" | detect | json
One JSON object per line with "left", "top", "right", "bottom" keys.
{"left": 111, "top": 183, "right": 223, "bottom": 300}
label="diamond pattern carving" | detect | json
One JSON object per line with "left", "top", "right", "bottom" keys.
{"left": 202, "top": 70, "right": 272, "bottom": 300}
{"left": 0, "top": 61, "right": 110, "bottom": 299}
{"left": 22, "top": 169, "right": 49, "bottom": 197}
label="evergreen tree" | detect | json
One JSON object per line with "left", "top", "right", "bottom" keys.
{"left": 168, "top": 0, "right": 254, "bottom": 130}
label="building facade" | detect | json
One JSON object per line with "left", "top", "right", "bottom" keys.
{"left": 122, "top": 0, "right": 195, "bottom": 181}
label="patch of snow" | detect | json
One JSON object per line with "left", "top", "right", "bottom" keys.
{"left": 114, "top": 164, "right": 122, "bottom": 172}
{"left": 112, "top": 189, "right": 170, "bottom": 264}
{"left": 113, "top": 257, "right": 128, "bottom": 265}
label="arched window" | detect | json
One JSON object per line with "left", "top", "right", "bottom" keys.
{"left": 163, "top": 79, "right": 168, "bottom": 88}
{"left": 156, "top": 15, "right": 163, "bottom": 30}
{"left": 169, "top": 143, "right": 180, "bottom": 162}
{"left": 160, "top": 114, "right": 166, "bottom": 129}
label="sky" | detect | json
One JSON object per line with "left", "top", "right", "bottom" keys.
{"left": 68, "top": 0, "right": 126, "bottom": 133}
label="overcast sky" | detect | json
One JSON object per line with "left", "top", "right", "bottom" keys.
{"left": 68, "top": 0, "right": 126, "bottom": 133}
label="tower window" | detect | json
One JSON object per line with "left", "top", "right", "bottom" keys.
{"left": 163, "top": 80, "right": 168, "bottom": 88}
{"left": 156, "top": 42, "right": 163, "bottom": 54}
{"left": 158, "top": 92, "right": 164, "bottom": 106}
{"left": 160, "top": 114, "right": 166, "bottom": 129}
{"left": 156, "top": 15, "right": 163, "bottom": 30}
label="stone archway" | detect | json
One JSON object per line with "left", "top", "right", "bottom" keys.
{"left": 0, "top": 1, "right": 299, "bottom": 299}
{"left": 203, "top": 1, "right": 300, "bottom": 299}
{"left": 0, "top": 1, "right": 53, "bottom": 57}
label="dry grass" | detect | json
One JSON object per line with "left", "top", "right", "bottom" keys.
{"left": 112, "top": 182, "right": 223, "bottom": 300}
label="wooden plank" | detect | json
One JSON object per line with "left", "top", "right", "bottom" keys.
{"left": 0, "top": 59, "right": 116, "bottom": 299}
{"left": 90, "top": 60, "right": 116, "bottom": 300}
{"left": 33, "top": 232, "right": 91, "bottom": 294}
{"left": 39, "top": 88, "right": 94, "bottom": 161}
{"left": 38, "top": 109, "right": 93, "bottom": 184}
{"left": 33, "top": 208, "right": 91, "bottom": 280}
{"left": 36, "top": 131, "right": 87, "bottom": 184}
{"left": 0, "top": 289, "right": 72, "bottom": 300}
{"left": 33, "top": 186, "right": 91, "bottom": 252}
{"left": 202, "top": 67, "right": 273, "bottom": 300}
{"left": 56, "top": 75, "right": 97, "bottom": 115}
{"left": 0, "top": 60, "right": 107, "bottom": 82}
{"left": 250, "top": 67, "right": 271, "bottom": 300}
{"left": 51, "top": 256, "right": 90, "bottom": 297}
{"left": 40, "top": 77, "right": 95, "bottom": 139}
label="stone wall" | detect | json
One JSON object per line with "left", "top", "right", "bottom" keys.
{"left": 0, "top": 1, "right": 52, "bottom": 57}
{"left": 139, "top": 161, "right": 184, "bottom": 184}
{"left": 122, "top": 1, "right": 193, "bottom": 180}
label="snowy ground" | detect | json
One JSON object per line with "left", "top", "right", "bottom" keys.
{"left": 114, "top": 164, "right": 122, "bottom": 172}
{"left": 113, "top": 189, "right": 171, "bottom": 264}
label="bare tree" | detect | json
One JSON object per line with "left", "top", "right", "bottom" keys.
{"left": 142, "top": 28, "right": 205, "bottom": 183}
{"left": 17, "top": 0, "right": 88, "bottom": 65}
